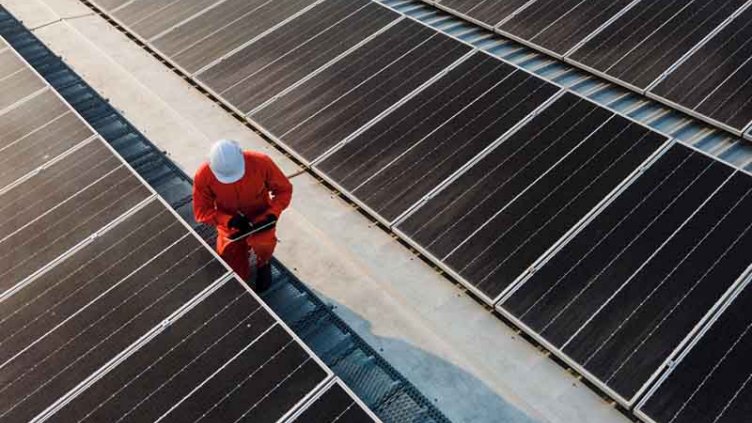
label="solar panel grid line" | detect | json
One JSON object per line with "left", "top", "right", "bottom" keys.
{"left": 323, "top": 81, "right": 563, "bottom": 230}
{"left": 440, "top": 0, "right": 535, "bottom": 29}
{"left": 1, "top": 39, "right": 336, "bottom": 421}
{"left": 0, "top": 194, "right": 157, "bottom": 304}
{"left": 108, "top": 0, "right": 137, "bottom": 14}
{"left": 0, "top": 85, "right": 47, "bottom": 116}
{"left": 54, "top": 287, "right": 273, "bottom": 423}
{"left": 284, "top": 378, "right": 381, "bottom": 423}
{"left": 601, "top": 207, "right": 752, "bottom": 406}
{"left": 643, "top": 2, "right": 750, "bottom": 92}
{"left": 29, "top": 273, "right": 234, "bottom": 423}
{"left": 642, "top": 0, "right": 752, "bottom": 94}
{"left": 176, "top": 0, "right": 326, "bottom": 75}
{"left": 146, "top": 294, "right": 333, "bottom": 423}
{"left": 427, "top": 1, "right": 497, "bottom": 32}
{"left": 228, "top": 30, "right": 473, "bottom": 166}
{"left": 550, "top": 0, "right": 752, "bottom": 136}
{"left": 149, "top": 322, "right": 282, "bottom": 423}
{"left": 556, "top": 168, "right": 741, "bottom": 352}
{"left": 588, "top": 1, "right": 697, "bottom": 73}
{"left": 98, "top": 0, "right": 327, "bottom": 79}
{"left": 437, "top": 109, "right": 626, "bottom": 263}
{"left": 145, "top": 0, "right": 235, "bottom": 43}
{"left": 505, "top": 152, "right": 720, "bottom": 332}
{"left": 450, "top": 123, "right": 667, "bottom": 298}
{"left": 112, "top": 0, "right": 183, "bottom": 29}
{"left": 497, "top": 148, "right": 752, "bottom": 407}
{"left": 310, "top": 63, "right": 555, "bottom": 227}
{"left": 488, "top": 1, "right": 582, "bottom": 60}
{"left": 632, "top": 266, "right": 752, "bottom": 423}
{"left": 495, "top": 299, "right": 634, "bottom": 404}
{"left": 254, "top": 32, "right": 473, "bottom": 163}
{"left": 244, "top": 15, "right": 408, "bottom": 118}
{"left": 264, "top": 28, "right": 467, "bottom": 140}
{"left": 202, "top": 0, "right": 380, "bottom": 98}
{"left": 189, "top": 0, "right": 330, "bottom": 78}
{"left": 0, "top": 133, "right": 96, "bottom": 196}
{"left": 0, "top": 230, "right": 194, "bottom": 379}
{"left": 385, "top": 86, "right": 569, "bottom": 227}
{"left": 149, "top": 0, "right": 273, "bottom": 56}
{"left": 308, "top": 47, "right": 480, "bottom": 166}
{"left": 0, "top": 150, "right": 126, "bottom": 238}
{"left": 312, "top": 51, "right": 552, "bottom": 181}
{"left": 492, "top": 148, "right": 677, "bottom": 305}
{"left": 500, "top": 0, "right": 642, "bottom": 60}
{"left": 102, "top": 1, "right": 417, "bottom": 167}
{"left": 390, "top": 94, "right": 670, "bottom": 305}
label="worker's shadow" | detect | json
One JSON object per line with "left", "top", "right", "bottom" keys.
{"left": 303, "top": 290, "right": 541, "bottom": 423}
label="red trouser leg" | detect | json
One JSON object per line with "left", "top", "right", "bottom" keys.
{"left": 218, "top": 239, "right": 251, "bottom": 281}
{"left": 217, "top": 229, "right": 277, "bottom": 281}
{"left": 246, "top": 229, "right": 277, "bottom": 268}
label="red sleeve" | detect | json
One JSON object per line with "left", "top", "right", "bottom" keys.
{"left": 264, "top": 155, "right": 293, "bottom": 218}
{"left": 193, "top": 166, "right": 233, "bottom": 227}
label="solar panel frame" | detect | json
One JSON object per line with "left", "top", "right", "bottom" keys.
{"left": 494, "top": 144, "right": 752, "bottom": 406}
{"left": 0, "top": 35, "right": 336, "bottom": 422}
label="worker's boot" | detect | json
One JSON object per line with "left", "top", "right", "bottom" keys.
{"left": 255, "top": 264, "right": 272, "bottom": 293}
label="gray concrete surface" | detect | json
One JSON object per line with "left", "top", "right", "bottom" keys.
{"left": 2, "top": 1, "right": 631, "bottom": 421}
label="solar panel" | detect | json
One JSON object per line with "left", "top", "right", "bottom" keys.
{"left": 501, "top": 144, "right": 752, "bottom": 405}
{"left": 649, "top": 5, "right": 752, "bottom": 134}
{"left": 395, "top": 92, "right": 667, "bottom": 302}
{"left": 636, "top": 276, "right": 752, "bottom": 423}
{"left": 567, "top": 0, "right": 747, "bottom": 90}
{"left": 434, "top": 0, "right": 528, "bottom": 28}
{"left": 0, "top": 36, "right": 351, "bottom": 423}
{"left": 110, "top": 0, "right": 209, "bottom": 39}
{"left": 198, "top": 0, "right": 400, "bottom": 113}
{"left": 316, "top": 51, "right": 560, "bottom": 224}
{"left": 497, "top": 0, "right": 633, "bottom": 56}
{"left": 290, "top": 379, "right": 380, "bottom": 422}
{"left": 252, "top": 20, "right": 471, "bottom": 161}
{"left": 152, "top": 0, "right": 316, "bottom": 74}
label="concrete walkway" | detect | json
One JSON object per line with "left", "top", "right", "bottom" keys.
{"left": 2, "top": 1, "right": 630, "bottom": 421}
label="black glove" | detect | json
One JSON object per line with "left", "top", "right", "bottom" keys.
{"left": 228, "top": 214, "right": 251, "bottom": 233}
{"left": 256, "top": 214, "right": 277, "bottom": 231}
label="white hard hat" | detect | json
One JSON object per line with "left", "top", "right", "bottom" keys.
{"left": 209, "top": 139, "right": 245, "bottom": 184}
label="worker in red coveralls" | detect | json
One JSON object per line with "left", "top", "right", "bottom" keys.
{"left": 193, "top": 139, "right": 292, "bottom": 292}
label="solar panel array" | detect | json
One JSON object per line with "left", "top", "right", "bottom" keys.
{"left": 81, "top": 0, "right": 752, "bottom": 421}
{"left": 0, "top": 36, "right": 378, "bottom": 423}
{"left": 424, "top": 0, "right": 752, "bottom": 137}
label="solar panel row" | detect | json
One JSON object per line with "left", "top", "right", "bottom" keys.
{"left": 0, "top": 36, "right": 376, "bottom": 423}
{"left": 425, "top": 0, "right": 752, "bottom": 136}
{"left": 82, "top": 0, "right": 752, "bottom": 421}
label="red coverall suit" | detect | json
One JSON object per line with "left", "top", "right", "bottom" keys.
{"left": 193, "top": 151, "right": 292, "bottom": 281}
